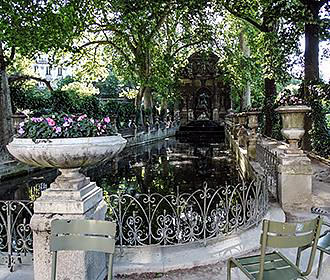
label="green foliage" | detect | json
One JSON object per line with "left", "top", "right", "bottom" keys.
{"left": 102, "top": 100, "right": 136, "bottom": 128}
{"left": 11, "top": 84, "right": 52, "bottom": 113}
{"left": 306, "top": 82, "right": 330, "bottom": 158}
{"left": 94, "top": 67, "right": 120, "bottom": 98}
{"left": 17, "top": 113, "right": 115, "bottom": 141}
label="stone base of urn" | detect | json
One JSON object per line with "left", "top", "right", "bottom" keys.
{"left": 247, "top": 136, "right": 257, "bottom": 160}
{"left": 6, "top": 135, "right": 127, "bottom": 280}
{"left": 30, "top": 169, "right": 107, "bottom": 280}
{"left": 278, "top": 153, "right": 312, "bottom": 210}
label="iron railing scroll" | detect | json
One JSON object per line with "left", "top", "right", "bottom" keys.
{"left": 0, "top": 200, "right": 33, "bottom": 272}
{"left": 0, "top": 180, "right": 269, "bottom": 268}
{"left": 106, "top": 179, "right": 268, "bottom": 254}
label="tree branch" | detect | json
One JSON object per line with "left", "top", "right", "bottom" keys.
{"left": 9, "top": 47, "right": 15, "bottom": 61}
{"left": 9, "top": 75, "right": 53, "bottom": 91}
{"left": 79, "top": 40, "right": 134, "bottom": 68}
{"left": 223, "top": 3, "right": 268, "bottom": 32}
{"left": 147, "top": 6, "right": 172, "bottom": 41}
{"left": 171, "top": 40, "right": 205, "bottom": 57}
{"left": 87, "top": 24, "right": 138, "bottom": 55}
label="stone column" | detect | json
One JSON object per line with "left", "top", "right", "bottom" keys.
{"left": 30, "top": 169, "right": 108, "bottom": 280}
{"left": 188, "top": 109, "right": 194, "bottom": 121}
{"left": 238, "top": 113, "right": 248, "bottom": 148}
{"left": 179, "top": 107, "right": 188, "bottom": 126}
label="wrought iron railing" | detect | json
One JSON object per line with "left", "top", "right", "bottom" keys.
{"left": 105, "top": 179, "right": 268, "bottom": 252}
{"left": 256, "top": 142, "right": 279, "bottom": 200}
{"left": 0, "top": 200, "right": 33, "bottom": 271}
{"left": 0, "top": 179, "right": 269, "bottom": 269}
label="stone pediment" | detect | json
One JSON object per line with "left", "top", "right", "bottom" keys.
{"left": 180, "top": 52, "right": 220, "bottom": 79}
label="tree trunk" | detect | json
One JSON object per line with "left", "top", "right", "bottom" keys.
{"left": 302, "top": 1, "right": 321, "bottom": 151}
{"left": 263, "top": 77, "right": 276, "bottom": 137}
{"left": 143, "top": 87, "right": 153, "bottom": 125}
{"left": 304, "top": 6, "right": 320, "bottom": 82}
{"left": 0, "top": 46, "right": 13, "bottom": 153}
{"left": 135, "top": 87, "right": 143, "bottom": 126}
{"left": 239, "top": 31, "right": 251, "bottom": 110}
{"left": 160, "top": 98, "right": 168, "bottom": 121}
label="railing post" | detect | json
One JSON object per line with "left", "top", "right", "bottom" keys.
{"left": 6, "top": 202, "right": 12, "bottom": 271}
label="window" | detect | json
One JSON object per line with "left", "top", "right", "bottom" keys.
{"left": 34, "top": 65, "right": 38, "bottom": 72}
{"left": 46, "top": 66, "right": 51, "bottom": 75}
{"left": 58, "top": 67, "right": 63, "bottom": 76}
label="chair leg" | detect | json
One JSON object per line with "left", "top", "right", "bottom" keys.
{"left": 227, "top": 259, "right": 232, "bottom": 280}
{"left": 316, "top": 251, "right": 324, "bottom": 279}
{"left": 108, "top": 254, "right": 113, "bottom": 280}
{"left": 296, "top": 247, "right": 302, "bottom": 267}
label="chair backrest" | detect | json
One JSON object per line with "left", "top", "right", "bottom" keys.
{"left": 258, "top": 217, "right": 322, "bottom": 279}
{"left": 50, "top": 219, "right": 116, "bottom": 280}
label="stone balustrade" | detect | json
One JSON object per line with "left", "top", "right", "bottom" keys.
{"left": 225, "top": 107, "right": 312, "bottom": 211}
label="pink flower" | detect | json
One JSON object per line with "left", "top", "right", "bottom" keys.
{"left": 78, "top": 115, "right": 86, "bottom": 121}
{"left": 90, "top": 118, "right": 95, "bottom": 124}
{"left": 18, "top": 127, "right": 25, "bottom": 135}
{"left": 31, "top": 117, "right": 43, "bottom": 123}
{"left": 46, "top": 117, "right": 56, "bottom": 127}
{"left": 104, "top": 117, "right": 110, "bottom": 123}
{"left": 55, "top": 127, "right": 62, "bottom": 134}
{"left": 63, "top": 122, "right": 70, "bottom": 127}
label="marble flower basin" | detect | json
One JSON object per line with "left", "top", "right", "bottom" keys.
{"left": 6, "top": 135, "right": 127, "bottom": 169}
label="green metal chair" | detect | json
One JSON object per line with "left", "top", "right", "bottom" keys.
{"left": 296, "top": 221, "right": 330, "bottom": 278}
{"left": 227, "top": 217, "right": 323, "bottom": 280}
{"left": 50, "top": 219, "right": 116, "bottom": 280}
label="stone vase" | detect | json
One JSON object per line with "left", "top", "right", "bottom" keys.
{"left": 7, "top": 135, "right": 127, "bottom": 280}
{"left": 275, "top": 105, "right": 311, "bottom": 153}
{"left": 246, "top": 111, "right": 260, "bottom": 135}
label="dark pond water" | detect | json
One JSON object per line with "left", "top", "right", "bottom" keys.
{"left": 0, "top": 137, "right": 241, "bottom": 201}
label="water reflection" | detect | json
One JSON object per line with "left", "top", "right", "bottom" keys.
{"left": 88, "top": 138, "right": 240, "bottom": 196}
{"left": 0, "top": 138, "right": 240, "bottom": 200}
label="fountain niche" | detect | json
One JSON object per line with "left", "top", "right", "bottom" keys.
{"left": 176, "top": 52, "right": 231, "bottom": 143}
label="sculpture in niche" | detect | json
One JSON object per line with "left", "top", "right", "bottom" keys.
{"left": 196, "top": 91, "right": 210, "bottom": 119}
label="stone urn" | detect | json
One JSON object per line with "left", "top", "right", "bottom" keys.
{"left": 7, "top": 135, "right": 127, "bottom": 191}
{"left": 6, "top": 134, "right": 127, "bottom": 280}
{"left": 246, "top": 111, "right": 261, "bottom": 135}
{"left": 275, "top": 105, "right": 311, "bottom": 152}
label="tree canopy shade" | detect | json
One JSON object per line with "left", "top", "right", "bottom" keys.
{"left": 0, "top": 0, "right": 329, "bottom": 153}
{"left": 69, "top": 0, "right": 215, "bottom": 125}
{"left": 0, "top": 0, "right": 95, "bottom": 150}
{"left": 215, "top": 0, "right": 301, "bottom": 135}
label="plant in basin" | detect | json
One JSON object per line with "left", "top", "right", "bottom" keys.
{"left": 275, "top": 86, "right": 311, "bottom": 152}
{"left": 7, "top": 112, "right": 127, "bottom": 191}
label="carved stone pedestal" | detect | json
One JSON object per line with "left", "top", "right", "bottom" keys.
{"left": 31, "top": 169, "right": 108, "bottom": 280}
{"left": 6, "top": 135, "right": 127, "bottom": 280}
{"left": 278, "top": 153, "right": 312, "bottom": 210}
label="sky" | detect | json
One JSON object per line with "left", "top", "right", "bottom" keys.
{"left": 293, "top": 38, "right": 330, "bottom": 82}
{"left": 320, "top": 43, "right": 330, "bottom": 82}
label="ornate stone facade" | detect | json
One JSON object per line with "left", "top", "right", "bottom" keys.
{"left": 179, "top": 52, "right": 231, "bottom": 125}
